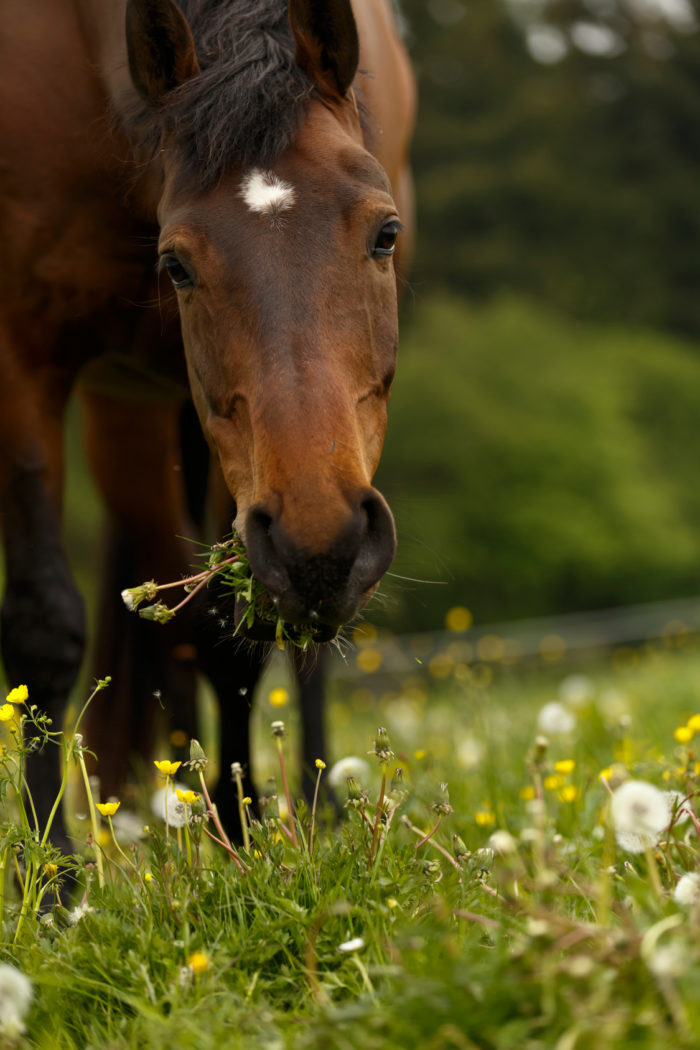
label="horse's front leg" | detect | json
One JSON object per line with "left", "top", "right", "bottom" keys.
{"left": 0, "top": 392, "right": 85, "bottom": 857}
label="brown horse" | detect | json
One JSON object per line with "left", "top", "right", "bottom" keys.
{"left": 0, "top": 0, "right": 414, "bottom": 848}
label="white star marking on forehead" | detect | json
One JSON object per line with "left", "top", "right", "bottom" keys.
{"left": 240, "top": 169, "right": 296, "bottom": 219}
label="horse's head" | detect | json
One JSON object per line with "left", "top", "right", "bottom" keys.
{"left": 126, "top": 0, "right": 401, "bottom": 636}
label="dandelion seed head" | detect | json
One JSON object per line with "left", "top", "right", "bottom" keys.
{"left": 0, "top": 964, "right": 33, "bottom": 1039}
{"left": 327, "top": 756, "right": 371, "bottom": 791}
{"left": 611, "top": 779, "right": 669, "bottom": 853}
{"left": 674, "top": 871, "right": 700, "bottom": 906}
{"left": 537, "top": 701, "right": 576, "bottom": 736}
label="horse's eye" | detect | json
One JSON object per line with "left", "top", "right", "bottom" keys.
{"left": 371, "top": 220, "right": 401, "bottom": 259}
{"left": 160, "top": 252, "right": 195, "bottom": 289}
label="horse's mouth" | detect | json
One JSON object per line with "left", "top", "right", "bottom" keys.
{"left": 232, "top": 597, "right": 338, "bottom": 645}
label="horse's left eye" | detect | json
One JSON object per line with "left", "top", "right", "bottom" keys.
{"left": 371, "top": 220, "right": 401, "bottom": 258}
{"left": 160, "top": 252, "right": 195, "bottom": 289}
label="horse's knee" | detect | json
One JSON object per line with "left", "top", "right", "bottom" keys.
{"left": 1, "top": 570, "right": 85, "bottom": 704}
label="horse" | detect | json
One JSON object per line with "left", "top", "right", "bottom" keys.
{"left": 0, "top": 0, "right": 415, "bottom": 850}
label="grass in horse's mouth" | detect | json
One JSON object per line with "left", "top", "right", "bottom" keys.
{"left": 120, "top": 531, "right": 332, "bottom": 651}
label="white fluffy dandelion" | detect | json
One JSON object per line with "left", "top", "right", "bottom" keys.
{"left": 558, "top": 674, "right": 594, "bottom": 708}
{"left": 610, "top": 779, "right": 669, "bottom": 854}
{"left": 327, "top": 756, "right": 371, "bottom": 792}
{"left": 537, "top": 701, "right": 576, "bottom": 736}
{"left": 151, "top": 782, "right": 191, "bottom": 828}
{"left": 674, "top": 872, "right": 700, "bottom": 906}
{"left": 0, "top": 964, "right": 32, "bottom": 1039}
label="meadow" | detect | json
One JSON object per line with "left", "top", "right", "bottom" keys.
{"left": 3, "top": 631, "right": 700, "bottom": 1049}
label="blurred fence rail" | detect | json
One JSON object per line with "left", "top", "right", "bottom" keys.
{"left": 329, "top": 596, "right": 700, "bottom": 683}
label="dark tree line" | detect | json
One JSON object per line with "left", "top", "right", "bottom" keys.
{"left": 401, "top": 0, "right": 700, "bottom": 337}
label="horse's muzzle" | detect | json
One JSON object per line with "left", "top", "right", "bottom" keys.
{"left": 242, "top": 488, "right": 396, "bottom": 631}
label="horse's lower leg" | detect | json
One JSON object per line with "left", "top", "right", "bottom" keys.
{"left": 0, "top": 468, "right": 85, "bottom": 856}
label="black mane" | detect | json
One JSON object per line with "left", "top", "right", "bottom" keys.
{"left": 126, "top": 0, "right": 315, "bottom": 187}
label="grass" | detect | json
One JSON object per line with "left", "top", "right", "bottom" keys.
{"left": 4, "top": 639, "right": 700, "bottom": 1048}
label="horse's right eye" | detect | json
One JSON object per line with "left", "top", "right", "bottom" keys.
{"left": 160, "top": 252, "right": 195, "bottom": 289}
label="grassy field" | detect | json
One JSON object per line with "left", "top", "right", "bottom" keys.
{"left": 3, "top": 639, "right": 700, "bottom": 1048}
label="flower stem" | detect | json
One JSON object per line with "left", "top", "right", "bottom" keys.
{"left": 276, "top": 736, "right": 298, "bottom": 849}
{"left": 77, "top": 751, "right": 104, "bottom": 889}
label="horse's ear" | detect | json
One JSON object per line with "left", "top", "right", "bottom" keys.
{"left": 126, "top": 0, "right": 200, "bottom": 106}
{"left": 288, "top": 0, "right": 359, "bottom": 101}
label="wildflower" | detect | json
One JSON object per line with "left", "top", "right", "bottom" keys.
{"left": 175, "top": 789, "right": 200, "bottom": 806}
{"left": 370, "top": 726, "right": 394, "bottom": 763}
{"left": 554, "top": 759, "right": 575, "bottom": 775}
{"left": 414, "top": 749, "right": 426, "bottom": 760}
{"left": 432, "top": 782, "right": 453, "bottom": 816}
{"left": 120, "top": 581, "right": 158, "bottom": 611}
{"left": 386, "top": 897, "right": 399, "bottom": 909}
{"left": 475, "top": 810, "right": 496, "bottom": 827}
{"left": 5, "top": 685, "right": 28, "bottom": 704}
{"left": 674, "top": 872, "right": 700, "bottom": 906}
{"left": 0, "top": 704, "right": 14, "bottom": 722}
{"left": 327, "top": 756, "right": 370, "bottom": 791}
{"left": 241, "top": 796, "right": 252, "bottom": 806}
{"left": 687, "top": 714, "right": 700, "bottom": 733}
{"left": 187, "top": 951, "right": 210, "bottom": 975}
{"left": 674, "top": 725, "right": 693, "bottom": 744}
{"left": 558, "top": 674, "right": 593, "bottom": 708}
{"left": 0, "top": 964, "right": 33, "bottom": 1039}
{"left": 610, "top": 779, "right": 669, "bottom": 854}
{"left": 452, "top": 834, "right": 470, "bottom": 861}
{"left": 559, "top": 785, "right": 579, "bottom": 803}
{"left": 187, "top": 738, "right": 208, "bottom": 772}
{"left": 519, "top": 785, "right": 536, "bottom": 801}
{"left": 646, "top": 942, "right": 687, "bottom": 979}
{"left": 537, "top": 702, "right": 576, "bottom": 736}
{"left": 271, "top": 720, "right": 286, "bottom": 738}
{"left": 151, "top": 783, "right": 191, "bottom": 827}
{"left": 153, "top": 759, "right": 182, "bottom": 776}
{"left": 268, "top": 687, "right": 289, "bottom": 708}
{"left": 144, "top": 872, "right": 154, "bottom": 883}
{"left": 337, "top": 937, "right": 365, "bottom": 953}
{"left": 96, "top": 801, "right": 121, "bottom": 817}
{"left": 67, "top": 901, "right": 95, "bottom": 925}
{"left": 315, "top": 758, "right": 326, "bottom": 770}
{"left": 456, "top": 735, "right": 483, "bottom": 770}
{"left": 42, "top": 863, "right": 58, "bottom": 878}
{"left": 489, "top": 829, "right": 518, "bottom": 855}
{"left": 139, "top": 601, "right": 175, "bottom": 623}
{"left": 543, "top": 775, "right": 563, "bottom": 791}
{"left": 344, "top": 777, "right": 369, "bottom": 810}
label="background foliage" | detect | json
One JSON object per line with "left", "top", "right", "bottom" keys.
{"left": 371, "top": 0, "right": 700, "bottom": 630}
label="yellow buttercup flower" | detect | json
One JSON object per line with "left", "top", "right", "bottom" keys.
{"left": 144, "top": 872, "right": 154, "bottom": 883}
{"left": 687, "top": 714, "right": 700, "bottom": 733}
{"left": 175, "top": 789, "right": 199, "bottom": 805}
{"left": 674, "top": 726, "right": 693, "bottom": 744}
{"left": 475, "top": 810, "right": 496, "bottom": 827}
{"left": 268, "top": 687, "right": 289, "bottom": 708}
{"left": 6, "top": 684, "right": 28, "bottom": 704}
{"left": 558, "top": 785, "right": 579, "bottom": 803}
{"left": 315, "top": 758, "right": 326, "bottom": 770}
{"left": 154, "top": 760, "right": 182, "bottom": 776}
{"left": 554, "top": 759, "right": 575, "bottom": 775}
{"left": 242, "top": 796, "right": 253, "bottom": 806}
{"left": 0, "top": 704, "right": 14, "bottom": 722}
{"left": 96, "top": 801, "right": 121, "bottom": 817}
{"left": 187, "top": 951, "right": 210, "bottom": 975}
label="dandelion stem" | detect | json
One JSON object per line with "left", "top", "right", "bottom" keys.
{"left": 308, "top": 765, "right": 324, "bottom": 856}
{"left": 276, "top": 736, "right": 298, "bottom": 849}
{"left": 77, "top": 751, "right": 104, "bottom": 889}
{"left": 232, "top": 765, "right": 251, "bottom": 852}
{"left": 367, "top": 761, "right": 387, "bottom": 868}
